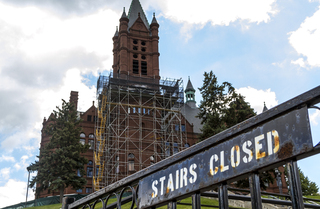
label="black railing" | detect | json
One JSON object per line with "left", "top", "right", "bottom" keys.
{"left": 69, "top": 85, "right": 320, "bottom": 209}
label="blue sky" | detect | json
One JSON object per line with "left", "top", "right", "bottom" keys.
{"left": 0, "top": 0, "right": 320, "bottom": 206}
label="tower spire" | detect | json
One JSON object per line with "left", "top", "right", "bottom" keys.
{"left": 127, "top": 0, "right": 149, "bottom": 30}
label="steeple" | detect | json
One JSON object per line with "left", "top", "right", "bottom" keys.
{"left": 185, "top": 77, "right": 196, "bottom": 108}
{"left": 263, "top": 102, "right": 268, "bottom": 112}
{"left": 114, "top": 26, "right": 119, "bottom": 37}
{"left": 121, "top": 7, "right": 127, "bottom": 18}
{"left": 151, "top": 12, "right": 158, "bottom": 24}
{"left": 128, "top": 0, "right": 150, "bottom": 30}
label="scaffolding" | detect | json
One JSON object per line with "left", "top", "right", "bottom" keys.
{"left": 93, "top": 72, "right": 187, "bottom": 191}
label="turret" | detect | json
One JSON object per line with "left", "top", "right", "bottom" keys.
{"left": 185, "top": 77, "right": 196, "bottom": 108}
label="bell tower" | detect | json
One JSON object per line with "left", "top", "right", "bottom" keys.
{"left": 112, "top": 0, "right": 160, "bottom": 80}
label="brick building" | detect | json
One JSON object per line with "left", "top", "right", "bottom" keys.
{"left": 37, "top": 0, "right": 202, "bottom": 198}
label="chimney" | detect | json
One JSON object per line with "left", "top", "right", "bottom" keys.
{"left": 70, "top": 91, "right": 79, "bottom": 110}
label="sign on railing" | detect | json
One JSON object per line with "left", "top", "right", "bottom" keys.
{"left": 138, "top": 107, "right": 313, "bottom": 208}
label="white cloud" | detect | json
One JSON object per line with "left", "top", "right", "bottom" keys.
{"left": 154, "top": 0, "right": 278, "bottom": 39}
{"left": 0, "top": 167, "right": 11, "bottom": 180}
{"left": 0, "top": 179, "right": 34, "bottom": 208}
{"left": 289, "top": 6, "right": 320, "bottom": 68}
{"left": 14, "top": 155, "right": 29, "bottom": 171}
{"left": 0, "top": 155, "right": 15, "bottom": 162}
{"left": 310, "top": 110, "right": 320, "bottom": 126}
{"left": 291, "top": 58, "right": 307, "bottom": 68}
{"left": 236, "top": 86, "right": 278, "bottom": 114}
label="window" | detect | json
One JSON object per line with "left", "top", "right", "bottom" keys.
{"left": 76, "top": 189, "right": 82, "bottom": 193}
{"left": 89, "top": 134, "right": 94, "bottom": 138}
{"left": 80, "top": 139, "right": 85, "bottom": 145}
{"left": 133, "top": 60, "right": 139, "bottom": 74}
{"left": 87, "top": 115, "right": 92, "bottom": 122}
{"left": 138, "top": 108, "right": 141, "bottom": 114}
{"left": 141, "top": 47, "right": 146, "bottom": 52}
{"left": 128, "top": 160, "right": 134, "bottom": 171}
{"left": 141, "top": 41, "right": 146, "bottom": 46}
{"left": 133, "top": 40, "right": 138, "bottom": 44}
{"left": 175, "top": 125, "right": 179, "bottom": 131}
{"left": 150, "top": 155, "right": 154, "bottom": 165}
{"left": 86, "top": 187, "right": 92, "bottom": 193}
{"left": 173, "top": 143, "right": 179, "bottom": 154}
{"left": 88, "top": 140, "right": 94, "bottom": 149}
{"left": 88, "top": 160, "right": 93, "bottom": 165}
{"left": 128, "top": 153, "right": 134, "bottom": 171}
{"left": 181, "top": 125, "right": 186, "bottom": 132}
{"left": 77, "top": 169, "right": 81, "bottom": 177}
{"left": 87, "top": 167, "right": 93, "bottom": 177}
{"left": 93, "top": 116, "right": 97, "bottom": 122}
{"left": 96, "top": 167, "right": 99, "bottom": 176}
{"left": 133, "top": 107, "right": 136, "bottom": 113}
{"left": 80, "top": 133, "right": 86, "bottom": 138}
{"left": 141, "top": 55, "right": 146, "bottom": 60}
{"left": 141, "top": 61, "right": 147, "bottom": 75}
{"left": 133, "top": 46, "right": 138, "bottom": 50}
{"left": 185, "top": 143, "right": 190, "bottom": 148}
{"left": 133, "top": 54, "right": 138, "bottom": 58}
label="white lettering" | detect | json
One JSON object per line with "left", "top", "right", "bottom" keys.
{"left": 175, "top": 169, "right": 179, "bottom": 189}
{"left": 220, "top": 151, "right": 229, "bottom": 172}
{"left": 168, "top": 173, "right": 174, "bottom": 192}
{"left": 189, "top": 163, "right": 197, "bottom": 183}
{"left": 159, "top": 176, "right": 166, "bottom": 195}
{"left": 255, "top": 134, "right": 266, "bottom": 159}
{"left": 242, "top": 140, "right": 253, "bottom": 163}
{"left": 152, "top": 180, "right": 158, "bottom": 198}
{"left": 231, "top": 145, "right": 240, "bottom": 168}
{"left": 180, "top": 167, "right": 188, "bottom": 188}
{"left": 209, "top": 154, "right": 219, "bottom": 176}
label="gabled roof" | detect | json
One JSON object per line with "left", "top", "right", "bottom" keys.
{"left": 185, "top": 78, "right": 195, "bottom": 92}
{"left": 128, "top": 0, "right": 150, "bottom": 30}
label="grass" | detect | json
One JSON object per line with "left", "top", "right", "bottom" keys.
{"left": 304, "top": 195, "right": 320, "bottom": 200}
{"left": 23, "top": 196, "right": 246, "bottom": 209}
{"left": 26, "top": 203, "right": 62, "bottom": 209}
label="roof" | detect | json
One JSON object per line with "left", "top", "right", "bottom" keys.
{"left": 185, "top": 78, "right": 195, "bottom": 92}
{"left": 128, "top": 0, "right": 150, "bottom": 30}
{"left": 180, "top": 104, "right": 203, "bottom": 134}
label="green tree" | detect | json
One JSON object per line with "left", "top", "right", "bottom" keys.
{"left": 28, "top": 100, "right": 89, "bottom": 203}
{"left": 197, "top": 71, "right": 255, "bottom": 141}
{"left": 197, "top": 71, "right": 276, "bottom": 190}
{"left": 299, "top": 167, "right": 319, "bottom": 196}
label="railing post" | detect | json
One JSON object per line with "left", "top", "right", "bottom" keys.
{"left": 218, "top": 182, "right": 229, "bottom": 209}
{"left": 249, "top": 173, "right": 262, "bottom": 209}
{"left": 192, "top": 192, "right": 201, "bottom": 209}
{"left": 287, "top": 160, "right": 304, "bottom": 209}
{"left": 168, "top": 201, "right": 177, "bottom": 209}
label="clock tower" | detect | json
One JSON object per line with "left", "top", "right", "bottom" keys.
{"left": 112, "top": 0, "right": 160, "bottom": 80}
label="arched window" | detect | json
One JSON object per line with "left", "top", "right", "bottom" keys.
{"left": 89, "top": 134, "right": 94, "bottom": 138}
{"left": 80, "top": 133, "right": 86, "bottom": 138}
{"left": 128, "top": 153, "right": 134, "bottom": 171}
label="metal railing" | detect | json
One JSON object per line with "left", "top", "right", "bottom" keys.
{"left": 69, "top": 85, "right": 320, "bottom": 209}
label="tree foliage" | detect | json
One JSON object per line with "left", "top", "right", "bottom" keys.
{"left": 197, "top": 71, "right": 256, "bottom": 141}
{"left": 299, "top": 167, "right": 319, "bottom": 196}
{"left": 197, "top": 71, "right": 277, "bottom": 190}
{"left": 28, "top": 100, "right": 89, "bottom": 203}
